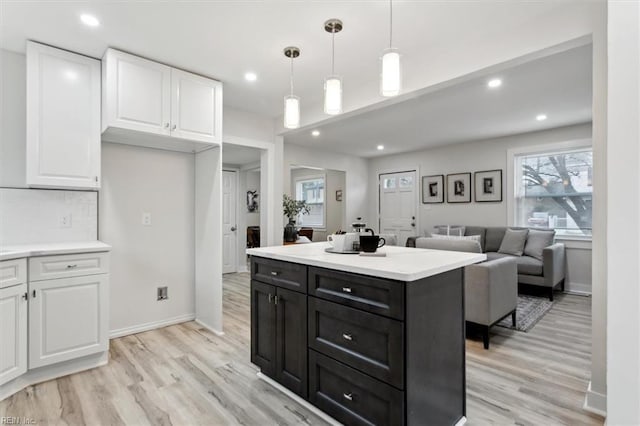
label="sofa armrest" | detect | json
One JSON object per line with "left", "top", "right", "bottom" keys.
{"left": 465, "top": 257, "right": 517, "bottom": 325}
{"left": 543, "top": 243, "right": 565, "bottom": 287}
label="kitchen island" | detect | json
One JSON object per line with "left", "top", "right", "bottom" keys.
{"left": 247, "top": 243, "right": 485, "bottom": 426}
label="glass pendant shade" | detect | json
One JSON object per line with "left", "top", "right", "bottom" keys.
{"left": 284, "top": 95, "right": 300, "bottom": 129}
{"left": 324, "top": 76, "right": 343, "bottom": 115}
{"left": 381, "top": 48, "right": 401, "bottom": 97}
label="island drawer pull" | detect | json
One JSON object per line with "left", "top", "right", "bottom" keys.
{"left": 343, "top": 392, "right": 353, "bottom": 401}
{"left": 268, "top": 294, "right": 273, "bottom": 304}
{"left": 342, "top": 333, "right": 353, "bottom": 341}
{"left": 66, "top": 264, "right": 78, "bottom": 269}
{"left": 342, "top": 287, "right": 352, "bottom": 293}
{"left": 270, "top": 271, "right": 279, "bottom": 276}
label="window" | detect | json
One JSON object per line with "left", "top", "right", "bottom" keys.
{"left": 295, "top": 176, "right": 325, "bottom": 228}
{"left": 513, "top": 147, "right": 592, "bottom": 237}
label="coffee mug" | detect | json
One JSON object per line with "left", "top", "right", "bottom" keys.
{"left": 359, "top": 235, "right": 386, "bottom": 253}
{"left": 327, "top": 234, "right": 348, "bottom": 252}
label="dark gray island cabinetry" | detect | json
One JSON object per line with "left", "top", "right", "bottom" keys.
{"left": 248, "top": 244, "right": 486, "bottom": 426}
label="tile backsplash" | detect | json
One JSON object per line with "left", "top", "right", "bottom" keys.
{"left": 0, "top": 188, "right": 98, "bottom": 245}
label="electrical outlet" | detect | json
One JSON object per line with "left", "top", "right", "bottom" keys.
{"left": 60, "top": 214, "right": 72, "bottom": 228}
{"left": 157, "top": 286, "right": 168, "bottom": 301}
{"left": 142, "top": 212, "right": 152, "bottom": 226}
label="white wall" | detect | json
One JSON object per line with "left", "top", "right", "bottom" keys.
{"left": 367, "top": 123, "right": 593, "bottom": 293}
{"left": 284, "top": 144, "right": 368, "bottom": 230}
{"left": 0, "top": 188, "right": 97, "bottom": 245}
{"left": 224, "top": 107, "right": 275, "bottom": 143}
{"left": 100, "top": 143, "right": 196, "bottom": 335}
{"left": 290, "top": 167, "right": 346, "bottom": 241}
{"left": 606, "top": 1, "right": 640, "bottom": 423}
{"left": 0, "top": 49, "right": 27, "bottom": 188}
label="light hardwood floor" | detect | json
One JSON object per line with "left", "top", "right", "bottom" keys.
{"left": 1, "top": 272, "right": 604, "bottom": 425}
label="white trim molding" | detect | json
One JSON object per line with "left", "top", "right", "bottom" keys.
{"left": 583, "top": 380, "right": 607, "bottom": 417}
{"left": 109, "top": 314, "right": 196, "bottom": 339}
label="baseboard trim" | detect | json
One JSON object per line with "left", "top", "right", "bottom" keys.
{"left": 1, "top": 351, "right": 108, "bottom": 402}
{"left": 583, "top": 381, "right": 607, "bottom": 417}
{"left": 236, "top": 265, "right": 249, "bottom": 273}
{"left": 565, "top": 281, "right": 592, "bottom": 296}
{"left": 257, "top": 372, "right": 340, "bottom": 425}
{"left": 109, "top": 313, "right": 195, "bottom": 339}
{"left": 194, "top": 319, "right": 225, "bottom": 336}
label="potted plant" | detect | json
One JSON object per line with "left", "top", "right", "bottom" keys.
{"left": 283, "top": 194, "right": 310, "bottom": 242}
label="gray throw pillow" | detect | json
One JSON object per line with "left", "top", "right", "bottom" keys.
{"left": 524, "top": 229, "right": 555, "bottom": 260}
{"left": 498, "top": 228, "right": 529, "bottom": 256}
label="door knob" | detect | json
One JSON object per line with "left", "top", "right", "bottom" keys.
{"left": 231, "top": 226, "right": 237, "bottom": 232}
{"left": 171, "top": 124, "right": 177, "bottom": 131}
{"left": 164, "top": 123, "right": 170, "bottom": 129}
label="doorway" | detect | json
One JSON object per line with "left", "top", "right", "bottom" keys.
{"left": 379, "top": 170, "right": 417, "bottom": 246}
{"left": 222, "top": 170, "right": 238, "bottom": 273}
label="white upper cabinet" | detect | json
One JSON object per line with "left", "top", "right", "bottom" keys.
{"left": 102, "top": 49, "right": 171, "bottom": 136}
{"left": 26, "top": 41, "right": 101, "bottom": 189}
{"left": 171, "top": 68, "right": 222, "bottom": 144}
{"left": 102, "top": 48, "right": 222, "bottom": 152}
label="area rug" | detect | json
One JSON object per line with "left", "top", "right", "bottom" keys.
{"left": 496, "top": 295, "right": 554, "bottom": 332}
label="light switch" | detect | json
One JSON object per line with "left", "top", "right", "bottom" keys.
{"left": 142, "top": 212, "right": 152, "bottom": 226}
{"left": 60, "top": 214, "right": 72, "bottom": 228}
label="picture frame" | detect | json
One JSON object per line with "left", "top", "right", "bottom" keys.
{"left": 335, "top": 190, "right": 343, "bottom": 202}
{"left": 422, "top": 175, "right": 444, "bottom": 203}
{"left": 446, "top": 173, "right": 472, "bottom": 203}
{"left": 474, "top": 169, "right": 503, "bottom": 202}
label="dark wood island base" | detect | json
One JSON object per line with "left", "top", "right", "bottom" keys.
{"left": 250, "top": 255, "right": 466, "bottom": 426}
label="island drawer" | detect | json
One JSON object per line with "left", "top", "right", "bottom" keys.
{"left": 29, "top": 252, "right": 110, "bottom": 282}
{"left": 0, "top": 258, "right": 27, "bottom": 289}
{"left": 309, "top": 350, "right": 404, "bottom": 426}
{"left": 251, "top": 257, "right": 307, "bottom": 293}
{"left": 308, "top": 297, "right": 404, "bottom": 389}
{"left": 308, "top": 267, "right": 404, "bottom": 320}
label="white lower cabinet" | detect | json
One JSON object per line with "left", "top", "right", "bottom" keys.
{"left": 0, "top": 283, "right": 28, "bottom": 386}
{"left": 29, "top": 272, "right": 109, "bottom": 369}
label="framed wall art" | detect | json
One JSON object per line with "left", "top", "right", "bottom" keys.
{"left": 446, "top": 173, "right": 471, "bottom": 203}
{"left": 422, "top": 175, "right": 444, "bottom": 203}
{"left": 474, "top": 169, "right": 502, "bottom": 202}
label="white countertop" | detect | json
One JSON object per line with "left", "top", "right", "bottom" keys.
{"left": 0, "top": 241, "right": 112, "bottom": 261}
{"left": 247, "top": 242, "right": 486, "bottom": 281}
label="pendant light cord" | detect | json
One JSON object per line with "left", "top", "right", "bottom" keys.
{"left": 290, "top": 56, "right": 294, "bottom": 96}
{"left": 331, "top": 30, "right": 335, "bottom": 75}
{"left": 389, "top": 0, "right": 393, "bottom": 49}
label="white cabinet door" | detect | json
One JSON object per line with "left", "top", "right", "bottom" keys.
{"left": 0, "top": 283, "right": 27, "bottom": 386}
{"left": 171, "top": 68, "right": 222, "bottom": 144}
{"left": 26, "top": 42, "right": 101, "bottom": 189}
{"left": 103, "top": 49, "right": 171, "bottom": 136}
{"left": 29, "top": 274, "right": 108, "bottom": 369}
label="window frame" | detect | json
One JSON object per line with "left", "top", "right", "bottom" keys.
{"left": 507, "top": 138, "right": 593, "bottom": 240}
{"left": 294, "top": 173, "right": 327, "bottom": 230}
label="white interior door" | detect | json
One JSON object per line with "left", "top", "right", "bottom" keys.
{"left": 222, "top": 171, "right": 238, "bottom": 274}
{"left": 379, "top": 171, "right": 417, "bottom": 246}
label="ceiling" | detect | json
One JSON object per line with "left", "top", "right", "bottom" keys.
{"left": 284, "top": 44, "right": 592, "bottom": 158}
{"left": 222, "top": 143, "right": 261, "bottom": 167}
{"left": 0, "top": 1, "right": 595, "bottom": 121}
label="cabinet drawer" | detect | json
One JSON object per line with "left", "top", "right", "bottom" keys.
{"left": 29, "top": 252, "right": 110, "bottom": 281}
{"left": 309, "top": 350, "right": 404, "bottom": 426}
{"left": 308, "top": 267, "right": 404, "bottom": 320}
{"left": 308, "top": 297, "right": 404, "bottom": 389}
{"left": 251, "top": 257, "right": 307, "bottom": 293}
{"left": 0, "top": 258, "right": 27, "bottom": 289}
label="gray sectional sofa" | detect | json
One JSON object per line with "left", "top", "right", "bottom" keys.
{"left": 407, "top": 226, "right": 566, "bottom": 301}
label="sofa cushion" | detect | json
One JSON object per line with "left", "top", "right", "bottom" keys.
{"left": 515, "top": 256, "right": 544, "bottom": 276}
{"left": 524, "top": 229, "right": 555, "bottom": 260}
{"left": 464, "top": 226, "right": 487, "bottom": 252}
{"left": 430, "top": 234, "right": 482, "bottom": 246}
{"left": 485, "top": 227, "right": 507, "bottom": 252}
{"left": 433, "top": 225, "right": 466, "bottom": 237}
{"left": 415, "top": 237, "right": 482, "bottom": 253}
{"left": 498, "top": 228, "right": 529, "bottom": 256}
{"left": 486, "top": 252, "right": 543, "bottom": 276}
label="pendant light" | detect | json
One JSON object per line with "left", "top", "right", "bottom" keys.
{"left": 283, "top": 46, "right": 301, "bottom": 129}
{"left": 324, "top": 19, "right": 343, "bottom": 115}
{"left": 380, "top": 0, "right": 401, "bottom": 97}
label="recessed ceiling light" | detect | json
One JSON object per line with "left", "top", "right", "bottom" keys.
{"left": 244, "top": 72, "right": 257, "bottom": 82}
{"left": 311, "top": 130, "right": 320, "bottom": 137}
{"left": 536, "top": 114, "right": 548, "bottom": 121}
{"left": 487, "top": 78, "right": 502, "bottom": 88}
{"left": 377, "top": 145, "right": 385, "bottom": 151}
{"left": 80, "top": 14, "right": 100, "bottom": 27}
